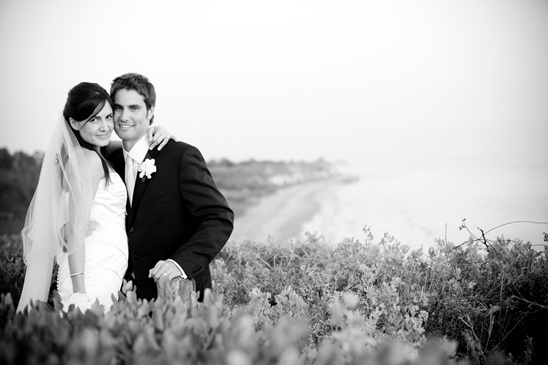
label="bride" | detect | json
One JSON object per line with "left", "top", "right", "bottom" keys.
{"left": 16, "top": 82, "right": 172, "bottom": 313}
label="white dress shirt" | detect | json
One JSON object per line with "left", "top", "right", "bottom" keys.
{"left": 123, "top": 130, "right": 187, "bottom": 279}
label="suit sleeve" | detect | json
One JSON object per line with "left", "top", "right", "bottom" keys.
{"left": 170, "top": 145, "right": 234, "bottom": 278}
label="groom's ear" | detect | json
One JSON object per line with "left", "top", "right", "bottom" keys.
{"left": 147, "top": 107, "right": 155, "bottom": 123}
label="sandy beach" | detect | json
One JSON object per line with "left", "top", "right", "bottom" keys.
{"left": 229, "top": 161, "right": 548, "bottom": 249}
{"left": 229, "top": 177, "right": 346, "bottom": 243}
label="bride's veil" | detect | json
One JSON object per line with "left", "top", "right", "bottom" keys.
{"left": 17, "top": 118, "right": 94, "bottom": 313}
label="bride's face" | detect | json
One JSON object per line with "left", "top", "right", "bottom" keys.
{"left": 71, "top": 103, "right": 114, "bottom": 147}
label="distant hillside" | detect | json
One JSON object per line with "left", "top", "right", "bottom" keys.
{"left": 0, "top": 148, "right": 42, "bottom": 234}
{"left": 0, "top": 148, "right": 341, "bottom": 235}
{"left": 208, "top": 158, "right": 343, "bottom": 217}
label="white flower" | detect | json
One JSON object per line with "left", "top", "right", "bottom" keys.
{"left": 138, "top": 158, "right": 157, "bottom": 179}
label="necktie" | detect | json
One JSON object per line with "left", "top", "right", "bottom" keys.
{"left": 125, "top": 156, "right": 135, "bottom": 206}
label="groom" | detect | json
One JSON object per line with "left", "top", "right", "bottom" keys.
{"left": 105, "top": 73, "right": 234, "bottom": 301}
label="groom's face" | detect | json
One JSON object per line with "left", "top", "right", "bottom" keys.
{"left": 113, "top": 88, "right": 154, "bottom": 150}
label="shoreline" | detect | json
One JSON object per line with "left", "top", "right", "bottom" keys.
{"left": 228, "top": 160, "right": 548, "bottom": 248}
{"left": 228, "top": 176, "right": 351, "bottom": 244}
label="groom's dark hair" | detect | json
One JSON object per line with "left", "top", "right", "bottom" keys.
{"left": 110, "top": 73, "right": 156, "bottom": 124}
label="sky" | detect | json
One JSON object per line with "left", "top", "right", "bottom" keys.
{"left": 1, "top": 0, "right": 547, "bottom": 165}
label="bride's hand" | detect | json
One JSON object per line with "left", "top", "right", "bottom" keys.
{"left": 148, "top": 125, "right": 177, "bottom": 151}
{"left": 64, "top": 292, "right": 92, "bottom": 312}
{"left": 86, "top": 220, "right": 100, "bottom": 236}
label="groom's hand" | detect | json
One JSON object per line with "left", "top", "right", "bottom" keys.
{"left": 149, "top": 260, "right": 183, "bottom": 282}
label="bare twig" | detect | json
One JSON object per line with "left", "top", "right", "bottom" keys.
{"left": 510, "top": 295, "right": 548, "bottom": 310}
{"left": 484, "top": 220, "right": 548, "bottom": 235}
{"left": 459, "top": 315, "right": 488, "bottom": 364}
{"left": 459, "top": 219, "right": 479, "bottom": 241}
{"left": 256, "top": 254, "right": 272, "bottom": 270}
{"left": 454, "top": 218, "right": 547, "bottom": 257}
{"left": 478, "top": 228, "right": 489, "bottom": 248}
{"left": 494, "top": 312, "right": 529, "bottom": 351}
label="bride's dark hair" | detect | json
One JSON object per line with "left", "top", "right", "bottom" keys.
{"left": 63, "top": 82, "right": 113, "bottom": 183}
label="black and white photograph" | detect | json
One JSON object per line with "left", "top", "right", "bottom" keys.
{"left": 1, "top": 0, "right": 547, "bottom": 364}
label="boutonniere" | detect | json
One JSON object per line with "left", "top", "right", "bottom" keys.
{"left": 138, "top": 158, "right": 157, "bottom": 180}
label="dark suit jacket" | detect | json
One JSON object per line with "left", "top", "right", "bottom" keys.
{"left": 105, "top": 140, "right": 234, "bottom": 301}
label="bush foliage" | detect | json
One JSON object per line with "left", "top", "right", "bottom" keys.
{"left": 1, "top": 231, "right": 547, "bottom": 364}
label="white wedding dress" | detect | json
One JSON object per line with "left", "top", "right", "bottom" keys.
{"left": 56, "top": 169, "right": 128, "bottom": 312}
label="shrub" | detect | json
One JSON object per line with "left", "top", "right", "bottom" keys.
{"left": 2, "top": 231, "right": 547, "bottom": 364}
{"left": 0, "top": 290, "right": 461, "bottom": 365}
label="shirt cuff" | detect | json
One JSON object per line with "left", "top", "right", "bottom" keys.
{"left": 167, "top": 259, "right": 187, "bottom": 279}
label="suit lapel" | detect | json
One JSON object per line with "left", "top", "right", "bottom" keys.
{"left": 128, "top": 148, "right": 161, "bottom": 226}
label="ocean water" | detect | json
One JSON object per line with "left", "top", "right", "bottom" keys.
{"left": 300, "top": 160, "right": 548, "bottom": 249}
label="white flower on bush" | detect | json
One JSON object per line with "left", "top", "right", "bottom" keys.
{"left": 342, "top": 292, "right": 359, "bottom": 309}
{"left": 138, "top": 158, "right": 156, "bottom": 180}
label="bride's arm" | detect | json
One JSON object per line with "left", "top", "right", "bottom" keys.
{"left": 103, "top": 126, "right": 176, "bottom": 155}
{"left": 147, "top": 125, "right": 177, "bottom": 150}
{"left": 66, "top": 150, "right": 104, "bottom": 293}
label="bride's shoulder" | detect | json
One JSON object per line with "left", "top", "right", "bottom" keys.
{"left": 75, "top": 147, "right": 100, "bottom": 163}
{"left": 74, "top": 148, "right": 104, "bottom": 179}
